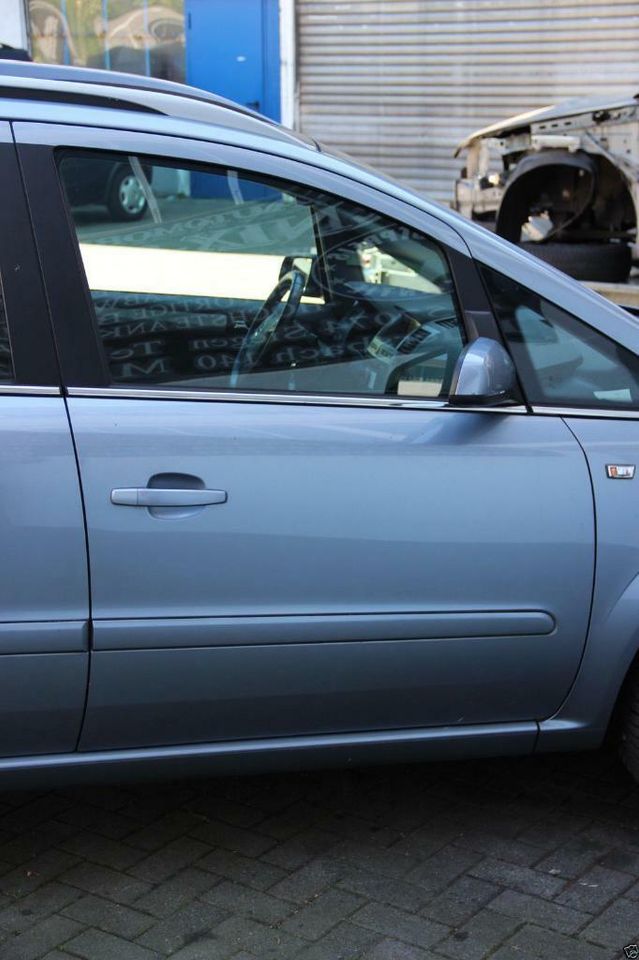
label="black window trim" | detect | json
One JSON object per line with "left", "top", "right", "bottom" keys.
{"left": 0, "top": 135, "right": 60, "bottom": 386}
{"left": 16, "top": 140, "right": 110, "bottom": 386}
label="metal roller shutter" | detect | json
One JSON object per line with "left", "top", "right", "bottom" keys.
{"left": 296, "top": 0, "right": 639, "bottom": 205}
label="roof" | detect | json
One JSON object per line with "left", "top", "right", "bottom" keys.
{"left": 456, "top": 91, "right": 639, "bottom": 154}
{"left": 0, "top": 60, "right": 317, "bottom": 150}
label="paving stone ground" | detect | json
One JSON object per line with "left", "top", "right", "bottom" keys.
{"left": 0, "top": 749, "right": 637, "bottom": 959}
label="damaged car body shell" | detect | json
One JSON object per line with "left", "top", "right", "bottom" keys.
{"left": 455, "top": 93, "right": 639, "bottom": 282}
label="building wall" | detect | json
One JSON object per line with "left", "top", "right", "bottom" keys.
{"left": 295, "top": 0, "right": 639, "bottom": 204}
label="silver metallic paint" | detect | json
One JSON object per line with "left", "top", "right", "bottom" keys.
{"left": 67, "top": 397, "right": 593, "bottom": 749}
{"left": 449, "top": 337, "right": 518, "bottom": 404}
{"left": 539, "top": 416, "right": 639, "bottom": 751}
{"left": 3, "top": 82, "right": 639, "bottom": 778}
{"left": 0, "top": 398, "right": 88, "bottom": 756}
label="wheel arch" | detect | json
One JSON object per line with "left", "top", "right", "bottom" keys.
{"left": 496, "top": 149, "right": 598, "bottom": 243}
{"left": 497, "top": 148, "right": 637, "bottom": 249}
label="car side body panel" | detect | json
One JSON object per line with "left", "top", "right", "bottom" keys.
{"left": 3, "top": 88, "right": 639, "bottom": 779}
{"left": 12, "top": 118, "right": 605, "bottom": 767}
{"left": 0, "top": 722, "right": 538, "bottom": 790}
{"left": 539, "top": 415, "right": 639, "bottom": 751}
{"left": 0, "top": 397, "right": 89, "bottom": 755}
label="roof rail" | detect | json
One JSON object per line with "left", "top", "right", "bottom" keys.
{"left": 0, "top": 61, "right": 315, "bottom": 149}
{"left": 0, "top": 61, "right": 264, "bottom": 119}
{"left": 0, "top": 84, "right": 162, "bottom": 115}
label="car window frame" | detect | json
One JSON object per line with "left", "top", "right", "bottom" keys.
{"left": 15, "top": 120, "right": 514, "bottom": 407}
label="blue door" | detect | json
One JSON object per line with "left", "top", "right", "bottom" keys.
{"left": 185, "top": 0, "right": 280, "bottom": 120}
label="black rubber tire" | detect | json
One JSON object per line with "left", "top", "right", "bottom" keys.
{"left": 106, "top": 167, "right": 148, "bottom": 222}
{"left": 619, "top": 663, "right": 639, "bottom": 783}
{"left": 519, "top": 241, "right": 631, "bottom": 282}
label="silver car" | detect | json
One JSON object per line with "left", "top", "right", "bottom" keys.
{"left": 0, "top": 61, "right": 638, "bottom": 788}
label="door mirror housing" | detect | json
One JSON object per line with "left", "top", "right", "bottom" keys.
{"left": 448, "top": 337, "right": 518, "bottom": 406}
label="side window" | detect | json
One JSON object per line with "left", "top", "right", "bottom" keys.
{"left": 482, "top": 265, "right": 639, "bottom": 409}
{"left": 58, "top": 151, "right": 465, "bottom": 399}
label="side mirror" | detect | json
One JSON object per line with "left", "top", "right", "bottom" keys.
{"left": 448, "top": 337, "right": 517, "bottom": 406}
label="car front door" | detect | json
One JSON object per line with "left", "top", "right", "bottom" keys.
{"left": 18, "top": 123, "right": 595, "bottom": 754}
{"left": 0, "top": 125, "right": 88, "bottom": 757}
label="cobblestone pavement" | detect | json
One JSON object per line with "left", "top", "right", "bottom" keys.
{"left": 0, "top": 750, "right": 637, "bottom": 960}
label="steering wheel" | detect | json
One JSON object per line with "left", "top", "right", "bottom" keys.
{"left": 231, "top": 268, "right": 307, "bottom": 384}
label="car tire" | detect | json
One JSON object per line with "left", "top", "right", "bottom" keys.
{"left": 519, "top": 241, "right": 631, "bottom": 283}
{"left": 107, "top": 167, "right": 148, "bottom": 221}
{"left": 620, "top": 663, "right": 639, "bottom": 782}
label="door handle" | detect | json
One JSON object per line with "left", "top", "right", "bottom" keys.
{"left": 111, "top": 488, "right": 227, "bottom": 507}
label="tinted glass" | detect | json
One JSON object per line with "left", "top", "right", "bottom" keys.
{"left": 482, "top": 265, "right": 639, "bottom": 409}
{"left": 59, "top": 152, "right": 465, "bottom": 399}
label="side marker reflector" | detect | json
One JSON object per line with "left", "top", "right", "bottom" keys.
{"left": 606, "top": 464, "right": 635, "bottom": 479}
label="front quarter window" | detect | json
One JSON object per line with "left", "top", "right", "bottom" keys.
{"left": 482, "top": 265, "right": 639, "bottom": 409}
